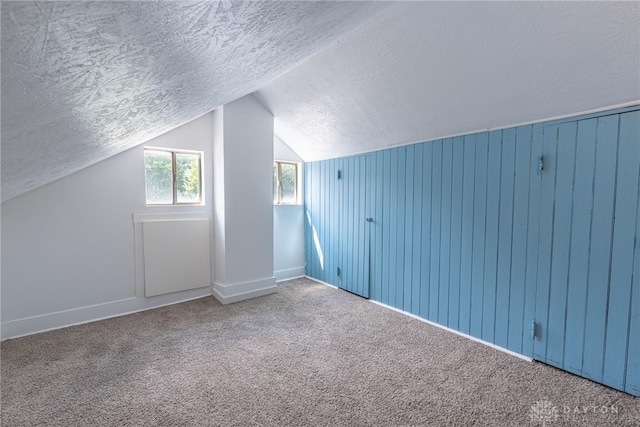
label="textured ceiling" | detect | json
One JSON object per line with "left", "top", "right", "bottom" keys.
{"left": 257, "top": 1, "right": 640, "bottom": 162}
{"left": 2, "top": 2, "right": 639, "bottom": 203}
{"left": 1, "top": 1, "right": 389, "bottom": 202}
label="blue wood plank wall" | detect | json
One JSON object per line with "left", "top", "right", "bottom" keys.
{"left": 303, "top": 106, "right": 640, "bottom": 396}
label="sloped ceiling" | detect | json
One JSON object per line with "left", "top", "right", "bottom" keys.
{"left": 0, "top": 1, "right": 389, "bottom": 202}
{"left": 2, "top": 2, "right": 639, "bottom": 203}
{"left": 257, "top": 1, "right": 640, "bottom": 162}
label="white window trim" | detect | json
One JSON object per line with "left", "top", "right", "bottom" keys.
{"left": 274, "top": 160, "right": 300, "bottom": 205}
{"left": 144, "top": 147, "right": 204, "bottom": 206}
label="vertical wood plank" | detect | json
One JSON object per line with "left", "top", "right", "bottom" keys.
{"left": 330, "top": 159, "right": 339, "bottom": 286}
{"left": 320, "top": 160, "right": 328, "bottom": 283}
{"left": 363, "top": 154, "right": 372, "bottom": 298}
{"left": 374, "top": 150, "right": 385, "bottom": 301}
{"left": 411, "top": 144, "right": 424, "bottom": 316}
{"left": 420, "top": 143, "right": 433, "bottom": 318}
{"left": 459, "top": 134, "right": 475, "bottom": 334}
{"left": 627, "top": 119, "right": 640, "bottom": 395}
{"left": 534, "top": 125, "right": 558, "bottom": 360}
{"left": 352, "top": 157, "right": 360, "bottom": 294}
{"left": 508, "top": 125, "right": 532, "bottom": 353}
{"left": 335, "top": 158, "right": 345, "bottom": 286}
{"left": 603, "top": 111, "right": 640, "bottom": 390}
{"left": 342, "top": 157, "right": 351, "bottom": 290}
{"left": 522, "top": 123, "right": 543, "bottom": 357}
{"left": 388, "top": 149, "right": 399, "bottom": 307}
{"left": 440, "top": 139, "right": 453, "bottom": 325}
{"left": 545, "top": 122, "right": 577, "bottom": 367}
{"left": 582, "top": 115, "right": 618, "bottom": 382}
{"left": 395, "top": 147, "right": 407, "bottom": 306}
{"left": 563, "top": 118, "right": 597, "bottom": 374}
{"left": 303, "top": 162, "right": 311, "bottom": 277}
{"left": 404, "top": 145, "right": 415, "bottom": 311}
{"left": 353, "top": 157, "right": 361, "bottom": 294}
{"left": 482, "top": 130, "right": 502, "bottom": 343}
{"left": 309, "top": 161, "right": 319, "bottom": 278}
{"left": 471, "top": 132, "right": 488, "bottom": 338}
{"left": 449, "top": 136, "right": 464, "bottom": 330}
{"left": 495, "top": 128, "right": 516, "bottom": 349}
{"left": 430, "top": 140, "right": 443, "bottom": 321}
{"left": 381, "top": 150, "right": 391, "bottom": 305}
{"left": 352, "top": 157, "right": 360, "bottom": 293}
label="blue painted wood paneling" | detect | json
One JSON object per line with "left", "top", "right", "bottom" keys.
{"left": 410, "top": 144, "right": 424, "bottom": 316}
{"left": 563, "top": 118, "right": 597, "bottom": 375}
{"left": 419, "top": 144, "right": 432, "bottom": 319}
{"left": 429, "top": 141, "right": 442, "bottom": 321}
{"left": 604, "top": 111, "right": 639, "bottom": 391}
{"left": 404, "top": 145, "right": 415, "bottom": 312}
{"left": 582, "top": 116, "right": 618, "bottom": 383}
{"left": 495, "top": 128, "right": 516, "bottom": 350}
{"left": 508, "top": 126, "right": 531, "bottom": 354}
{"left": 303, "top": 106, "right": 640, "bottom": 396}
{"left": 449, "top": 137, "right": 464, "bottom": 330}
{"left": 624, "top": 111, "right": 640, "bottom": 396}
{"left": 459, "top": 135, "right": 475, "bottom": 334}
{"left": 440, "top": 140, "right": 453, "bottom": 325}
{"left": 482, "top": 131, "right": 502, "bottom": 343}
{"left": 471, "top": 133, "right": 488, "bottom": 338}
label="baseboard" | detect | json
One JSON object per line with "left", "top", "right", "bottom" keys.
{"left": 369, "top": 300, "right": 533, "bottom": 362}
{"left": 304, "top": 276, "right": 531, "bottom": 362}
{"left": 275, "top": 267, "right": 306, "bottom": 282}
{"left": 1, "top": 286, "right": 212, "bottom": 341}
{"left": 304, "top": 275, "right": 338, "bottom": 289}
{"left": 212, "top": 277, "right": 277, "bottom": 305}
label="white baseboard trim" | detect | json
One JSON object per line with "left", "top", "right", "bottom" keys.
{"left": 304, "top": 275, "right": 339, "bottom": 289}
{"left": 275, "top": 267, "right": 306, "bottom": 282}
{"left": 369, "top": 300, "right": 533, "bottom": 362}
{"left": 212, "top": 277, "right": 277, "bottom": 305}
{"left": 304, "top": 276, "right": 531, "bottom": 362}
{"left": 1, "top": 286, "right": 212, "bottom": 341}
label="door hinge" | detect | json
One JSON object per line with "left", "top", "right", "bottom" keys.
{"left": 531, "top": 320, "right": 537, "bottom": 339}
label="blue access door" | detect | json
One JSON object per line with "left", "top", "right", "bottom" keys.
{"left": 337, "top": 154, "right": 372, "bottom": 298}
{"left": 534, "top": 110, "right": 640, "bottom": 396}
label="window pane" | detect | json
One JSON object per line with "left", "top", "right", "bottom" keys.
{"left": 273, "top": 164, "right": 278, "bottom": 204}
{"left": 176, "top": 153, "right": 201, "bottom": 203}
{"left": 145, "top": 150, "right": 173, "bottom": 204}
{"left": 280, "top": 163, "right": 297, "bottom": 203}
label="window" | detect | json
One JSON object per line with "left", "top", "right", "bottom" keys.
{"left": 273, "top": 161, "right": 298, "bottom": 205}
{"left": 144, "top": 148, "right": 202, "bottom": 205}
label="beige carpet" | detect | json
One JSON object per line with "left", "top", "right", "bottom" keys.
{"left": 1, "top": 278, "right": 638, "bottom": 426}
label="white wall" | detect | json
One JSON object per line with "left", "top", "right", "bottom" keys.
{"left": 212, "top": 95, "right": 277, "bottom": 303}
{"left": 1, "top": 113, "right": 214, "bottom": 339}
{"left": 273, "top": 135, "right": 305, "bottom": 281}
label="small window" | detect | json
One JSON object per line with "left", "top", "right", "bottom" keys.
{"left": 145, "top": 148, "right": 202, "bottom": 205}
{"left": 273, "top": 161, "right": 298, "bottom": 205}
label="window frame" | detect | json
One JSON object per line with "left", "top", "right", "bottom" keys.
{"left": 273, "top": 161, "right": 299, "bottom": 205}
{"left": 144, "top": 147, "right": 203, "bottom": 206}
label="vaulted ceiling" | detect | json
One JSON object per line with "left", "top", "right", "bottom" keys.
{"left": 2, "top": 1, "right": 639, "bottom": 202}
{"left": 1, "top": 1, "right": 389, "bottom": 201}
{"left": 258, "top": 1, "right": 640, "bottom": 162}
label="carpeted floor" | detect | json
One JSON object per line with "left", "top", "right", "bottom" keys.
{"left": 1, "top": 278, "right": 638, "bottom": 426}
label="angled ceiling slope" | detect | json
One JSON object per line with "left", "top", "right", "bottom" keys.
{"left": 1, "top": 1, "right": 390, "bottom": 202}
{"left": 257, "top": 1, "right": 640, "bottom": 162}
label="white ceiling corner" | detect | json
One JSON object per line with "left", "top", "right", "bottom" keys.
{"left": 1, "top": 0, "right": 390, "bottom": 202}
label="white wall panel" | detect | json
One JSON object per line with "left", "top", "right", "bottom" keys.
{"left": 143, "top": 219, "right": 211, "bottom": 297}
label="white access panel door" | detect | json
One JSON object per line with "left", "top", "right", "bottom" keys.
{"left": 142, "top": 219, "right": 211, "bottom": 297}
